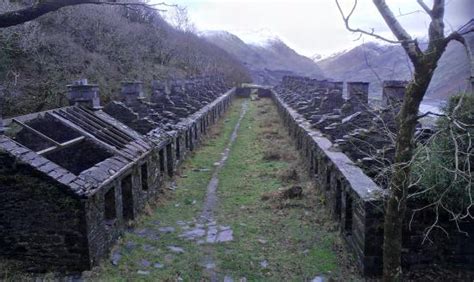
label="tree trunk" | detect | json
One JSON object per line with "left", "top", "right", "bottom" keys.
{"left": 338, "top": 1, "right": 458, "bottom": 280}
{"left": 382, "top": 65, "right": 433, "bottom": 281}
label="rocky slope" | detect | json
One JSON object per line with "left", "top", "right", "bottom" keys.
{"left": 202, "top": 31, "right": 324, "bottom": 85}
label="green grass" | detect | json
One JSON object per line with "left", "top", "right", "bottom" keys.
{"left": 91, "top": 99, "right": 247, "bottom": 281}
{"left": 87, "top": 98, "right": 357, "bottom": 281}
{"left": 212, "top": 99, "right": 343, "bottom": 281}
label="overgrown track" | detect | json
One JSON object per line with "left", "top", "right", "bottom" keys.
{"left": 85, "top": 98, "right": 358, "bottom": 281}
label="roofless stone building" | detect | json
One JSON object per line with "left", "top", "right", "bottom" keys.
{"left": 273, "top": 76, "right": 474, "bottom": 276}
{"left": 0, "top": 77, "right": 233, "bottom": 272}
{"left": 1, "top": 74, "right": 472, "bottom": 276}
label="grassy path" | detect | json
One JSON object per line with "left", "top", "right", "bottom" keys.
{"left": 91, "top": 98, "right": 357, "bottom": 281}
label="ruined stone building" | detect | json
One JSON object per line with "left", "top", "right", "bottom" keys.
{"left": 272, "top": 76, "right": 474, "bottom": 275}
{"left": 0, "top": 77, "right": 233, "bottom": 272}
{"left": 1, "top": 73, "right": 472, "bottom": 276}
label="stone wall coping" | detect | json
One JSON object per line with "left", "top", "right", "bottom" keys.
{"left": 3, "top": 106, "right": 76, "bottom": 127}
{"left": 383, "top": 80, "right": 408, "bottom": 88}
{"left": 173, "top": 87, "right": 235, "bottom": 129}
{"left": 347, "top": 81, "right": 370, "bottom": 85}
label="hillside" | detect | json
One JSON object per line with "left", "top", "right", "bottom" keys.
{"left": 0, "top": 2, "right": 251, "bottom": 117}
{"left": 202, "top": 31, "right": 324, "bottom": 85}
{"left": 318, "top": 36, "right": 473, "bottom": 100}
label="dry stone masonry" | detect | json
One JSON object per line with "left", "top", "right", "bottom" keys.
{"left": 271, "top": 75, "right": 474, "bottom": 276}
{"left": 0, "top": 76, "right": 234, "bottom": 272}
{"left": 1, "top": 73, "right": 472, "bottom": 277}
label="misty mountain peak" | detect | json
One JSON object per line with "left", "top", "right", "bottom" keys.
{"left": 202, "top": 30, "right": 324, "bottom": 85}
{"left": 199, "top": 30, "right": 246, "bottom": 44}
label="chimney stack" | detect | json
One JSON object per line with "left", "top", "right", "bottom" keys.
{"left": 67, "top": 79, "right": 101, "bottom": 110}
{"left": 151, "top": 80, "right": 167, "bottom": 103}
{"left": 347, "top": 82, "right": 369, "bottom": 104}
{"left": 0, "top": 94, "right": 4, "bottom": 135}
{"left": 170, "top": 81, "right": 184, "bottom": 96}
{"left": 121, "top": 81, "right": 145, "bottom": 105}
{"left": 470, "top": 76, "right": 474, "bottom": 94}
{"left": 382, "top": 80, "right": 408, "bottom": 107}
{"left": 152, "top": 80, "right": 167, "bottom": 93}
{"left": 326, "top": 81, "right": 344, "bottom": 100}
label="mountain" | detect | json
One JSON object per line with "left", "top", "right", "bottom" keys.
{"left": 317, "top": 42, "right": 411, "bottom": 99}
{"left": 202, "top": 31, "right": 324, "bottom": 85}
{"left": 318, "top": 36, "right": 473, "bottom": 101}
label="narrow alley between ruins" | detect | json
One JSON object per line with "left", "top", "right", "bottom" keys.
{"left": 88, "top": 97, "right": 357, "bottom": 281}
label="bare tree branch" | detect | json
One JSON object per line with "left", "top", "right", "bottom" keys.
{"left": 335, "top": 0, "right": 409, "bottom": 44}
{"left": 372, "top": 0, "right": 423, "bottom": 64}
{"left": 425, "top": 0, "right": 446, "bottom": 54}
{"left": 416, "top": 0, "right": 433, "bottom": 17}
{"left": 333, "top": 1, "right": 473, "bottom": 279}
{"left": 361, "top": 40, "right": 383, "bottom": 84}
{"left": 0, "top": 0, "right": 175, "bottom": 28}
{"left": 372, "top": 0, "right": 413, "bottom": 42}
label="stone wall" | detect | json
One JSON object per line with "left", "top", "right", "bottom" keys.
{"left": 83, "top": 87, "right": 236, "bottom": 270}
{"left": 0, "top": 153, "right": 89, "bottom": 272}
{"left": 235, "top": 87, "right": 251, "bottom": 98}
{"left": 270, "top": 89, "right": 385, "bottom": 276}
{"left": 268, "top": 75, "right": 474, "bottom": 276}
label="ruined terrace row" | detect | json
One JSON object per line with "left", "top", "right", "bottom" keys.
{"left": 0, "top": 76, "right": 472, "bottom": 276}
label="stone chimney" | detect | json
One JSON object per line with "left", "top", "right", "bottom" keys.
{"left": 67, "top": 79, "right": 101, "bottom": 110}
{"left": 329, "top": 81, "right": 344, "bottom": 92}
{"left": 170, "top": 81, "right": 184, "bottom": 96}
{"left": 151, "top": 80, "right": 167, "bottom": 103}
{"left": 185, "top": 82, "right": 195, "bottom": 92}
{"left": 319, "top": 81, "right": 344, "bottom": 113}
{"left": 121, "top": 81, "right": 145, "bottom": 105}
{"left": 0, "top": 94, "right": 4, "bottom": 135}
{"left": 152, "top": 80, "right": 167, "bottom": 92}
{"left": 382, "top": 80, "right": 408, "bottom": 107}
{"left": 470, "top": 76, "right": 474, "bottom": 94}
{"left": 326, "top": 81, "right": 344, "bottom": 100}
{"left": 347, "top": 82, "right": 369, "bottom": 104}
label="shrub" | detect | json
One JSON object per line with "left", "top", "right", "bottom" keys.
{"left": 412, "top": 93, "right": 474, "bottom": 216}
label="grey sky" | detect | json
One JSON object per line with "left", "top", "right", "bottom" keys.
{"left": 163, "top": 0, "right": 473, "bottom": 57}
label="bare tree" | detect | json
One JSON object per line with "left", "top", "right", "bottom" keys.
{"left": 161, "top": 5, "right": 196, "bottom": 33}
{"left": 336, "top": 0, "right": 473, "bottom": 280}
{"left": 0, "top": 0, "right": 174, "bottom": 28}
{"left": 0, "top": 1, "right": 250, "bottom": 116}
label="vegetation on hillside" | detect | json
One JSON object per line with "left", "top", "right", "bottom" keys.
{"left": 0, "top": 1, "right": 251, "bottom": 117}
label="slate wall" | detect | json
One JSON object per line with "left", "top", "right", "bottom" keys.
{"left": 270, "top": 89, "right": 385, "bottom": 276}
{"left": 0, "top": 88, "right": 235, "bottom": 273}
{"left": 0, "top": 152, "right": 90, "bottom": 272}
{"left": 269, "top": 84, "right": 474, "bottom": 276}
{"left": 84, "top": 87, "right": 236, "bottom": 269}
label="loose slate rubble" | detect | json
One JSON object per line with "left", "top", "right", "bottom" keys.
{"left": 274, "top": 77, "right": 408, "bottom": 187}
{"left": 0, "top": 76, "right": 234, "bottom": 272}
